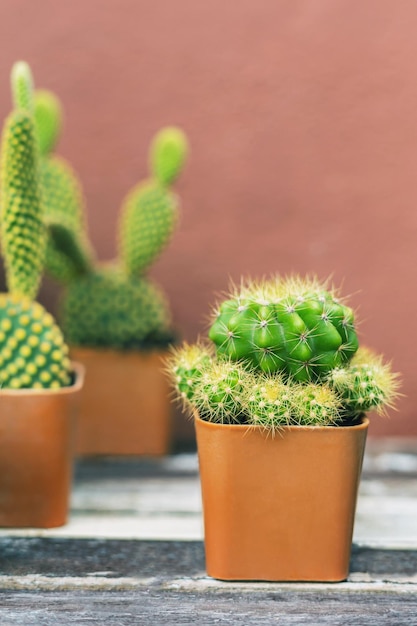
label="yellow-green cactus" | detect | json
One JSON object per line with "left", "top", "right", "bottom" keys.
{"left": 0, "top": 61, "right": 72, "bottom": 389}
{"left": 150, "top": 126, "right": 188, "bottom": 186}
{"left": 0, "top": 109, "right": 45, "bottom": 301}
{"left": 189, "top": 360, "right": 249, "bottom": 424}
{"left": 328, "top": 347, "right": 400, "bottom": 418}
{"left": 166, "top": 342, "right": 214, "bottom": 407}
{"left": 119, "top": 127, "right": 188, "bottom": 277}
{"left": 11, "top": 61, "right": 34, "bottom": 113}
{"left": 29, "top": 71, "right": 188, "bottom": 351}
{"left": 41, "top": 156, "right": 92, "bottom": 282}
{"left": 0, "top": 295, "right": 70, "bottom": 389}
{"left": 38, "top": 101, "right": 189, "bottom": 349}
{"left": 60, "top": 265, "right": 172, "bottom": 349}
{"left": 34, "top": 89, "right": 62, "bottom": 156}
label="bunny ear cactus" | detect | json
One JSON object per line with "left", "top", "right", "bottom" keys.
{"left": 40, "top": 155, "right": 92, "bottom": 283}
{"left": 0, "top": 61, "right": 71, "bottom": 389}
{"left": 168, "top": 275, "right": 399, "bottom": 429}
{"left": 60, "top": 265, "right": 172, "bottom": 349}
{"left": 1, "top": 63, "right": 45, "bottom": 301}
{"left": 11, "top": 61, "right": 34, "bottom": 113}
{"left": 43, "top": 122, "right": 188, "bottom": 350}
{"left": 119, "top": 127, "right": 188, "bottom": 277}
{"left": 31, "top": 88, "right": 93, "bottom": 284}
{"left": 34, "top": 89, "right": 62, "bottom": 157}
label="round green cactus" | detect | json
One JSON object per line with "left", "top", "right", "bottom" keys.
{"left": 209, "top": 277, "right": 359, "bottom": 381}
{"left": 190, "top": 360, "right": 248, "bottom": 424}
{"left": 245, "top": 373, "right": 293, "bottom": 429}
{"left": 290, "top": 382, "right": 341, "bottom": 426}
{"left": 60, "top": 265, "right": 172, "bottom": 349}
{"left": 167, "top": 342, "right": 213, "bottom": 405}
{"left": 328, "top": 347, "right": 399, "bottom": 417}
{"left": 0, "top": 295, "right": 71, "bottom": 389}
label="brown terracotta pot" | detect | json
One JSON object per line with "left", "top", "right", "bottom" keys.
{"left": 0, "top": 363, "right": 84, "bottom": 528}
{"left": 195, "top": 414, "right": 368, "bottom": 582}
{"left": 71, "top": 347, "right": 171, "bottom": 456}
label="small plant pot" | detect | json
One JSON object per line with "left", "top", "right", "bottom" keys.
{"left": 71, "top": 347, "right": 171, "bottom": 456}
{"left": 0, "top": 363, "right": 84, "bottom": 528}
{"left": 195, "top": 414, "right": 368, "bottom": 582}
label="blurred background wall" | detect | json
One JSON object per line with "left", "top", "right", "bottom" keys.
{"left": 0, "top": 0, "right": 415, "bottom": 438}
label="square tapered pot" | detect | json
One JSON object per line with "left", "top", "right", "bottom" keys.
{"left": 71, "top": 347, "right": 171, "bottom": 456}
{"left": 195, "top": 414, "right": 368, "bottom": 582}
{"left": 0, "top": 363, "right": 84, "bottom": 528}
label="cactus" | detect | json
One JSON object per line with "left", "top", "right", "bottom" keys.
{"left": 0, "top": 61, "right": 71, "bottom": 389}
{"left": 37, "top": 90, "right": 189, "bottom": 349}
{"left": 168, "top": 276, "right": 399, "bottom": 430}
{"left": 40, "top": 156, "right": 92, "bottom": 283}
{"left": 290, "top": 382, "right": 341, "bottom": 426}
{"left": 1, "top": 109, "right": 45, "bottom": 300}
{"left": 60, "top": 265, "right": 172, "bottom": 349}
{"left": 0, "top": 295, "right": 70, "bottom": 389}
{"left": 328, "top": 347, "right": 400, "bottom": 419}
{"left": 119, "top": 127, "right": 188, "bottom": 277}
{"left": 31, "top": 88, "right": 93, "bottom": 284}
{"left": 244, "top": 373, "right": 293, "bottom": 429}
{"left": 167, "top": 342, "right": 213, "bottom": 406}
{"left": 208, "top": 276, "right": 359, "bottom": 381}
{"left": 189, "top": 360, "right": 249, "bottom": 424}
{"left": 34, "top": 89, "right": 62, "bottom": 156}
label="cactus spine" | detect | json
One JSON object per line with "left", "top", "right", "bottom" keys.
{"left": 38, "top": 89, "right": 189, "bottom": 349}
{"left": 0, "top": 61, "right": 71, "bottom": 389}
{"left": 168, "top": 276, "right": 399, "bottom": 429}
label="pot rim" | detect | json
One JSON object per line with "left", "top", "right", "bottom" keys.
{"left": 0, "top": 361, "right": 85, "bottom": 397}
{"left": 194, "top": 411, "right": 369, "bottom": 434}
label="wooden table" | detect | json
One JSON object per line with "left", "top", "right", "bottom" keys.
{"left": 0, "top": 439, "right": 416, "bottom": 625}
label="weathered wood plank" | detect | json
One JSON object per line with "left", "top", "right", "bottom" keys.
{"left": 0, "top": 588, "right": 417, "bottom": 626}
{"left": 0, "top": 538, "right": 416, "bottom": 583}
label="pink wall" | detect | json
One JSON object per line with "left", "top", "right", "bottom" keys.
{"left": 0, "top": 0, "right": 416, "bottom": 436}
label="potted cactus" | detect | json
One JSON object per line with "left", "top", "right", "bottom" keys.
{"left": 0, "top": 62, "right": 84, "bottom": 528}
{"left": 168, "top": 276, "right": 399, "bottom": 581}
{"left": 33, "top": 82, "right": 188, "bottom": 456}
